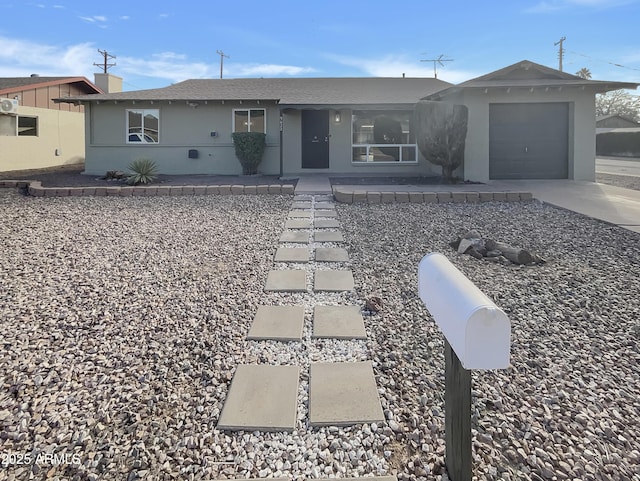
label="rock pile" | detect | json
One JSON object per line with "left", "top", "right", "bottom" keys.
{"left": 450, "top": 230, "right": 545, "bottom": 265}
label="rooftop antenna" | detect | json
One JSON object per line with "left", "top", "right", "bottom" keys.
{"left": 420, "top": 54, "right": 453, "bottom": 79}
{"left": 554, "top": 36, "right": 566, "bottom": 71}
{"left": 216, "top": 50, "right": 230, "bottom": 79}
{"left": 94, "top": 49, "right": 116, "bottom": 74}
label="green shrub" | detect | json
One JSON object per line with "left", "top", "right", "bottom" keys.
{"left": 232, "top": 132, "right": 266, "bottom": 175}
{"left": 127, "top": 158, "right": 158, "bottom": 185}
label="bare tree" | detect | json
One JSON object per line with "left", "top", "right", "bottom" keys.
{"left": 596, "top": 90, "right": 640, "bottom": 121}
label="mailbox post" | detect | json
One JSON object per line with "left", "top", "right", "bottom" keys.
{"left": 418, "top": 253, "right": 511, "bottom": 481}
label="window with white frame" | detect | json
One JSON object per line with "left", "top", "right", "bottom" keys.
{"left": 352, "top": 110, "right": 417, "bottom": 163}
{"left": 127, "top": 109, "right": 159, "bottom": 143}
{"left": 233, "top": 109, "right": 265, "bottom": 133}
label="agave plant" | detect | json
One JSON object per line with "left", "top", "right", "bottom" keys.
{"left": 126, "top": 158, "right": 158, "bottom": 185}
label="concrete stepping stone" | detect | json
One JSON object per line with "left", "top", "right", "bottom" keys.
{"left": 315, "top": 248, "right": 349, "bottom": 262}
{"left": 315, "top": 209, "right": 337, "bottom": 218}
{"left": 265, "top": 270, "right": 307, "bottom": 292}
{"left": 314, "top": 270, "right": 354, "bottom": 292}
{"left": 308, "top": 477, "right": 397, "bottom": 481}
{"left": 315, "top": 202, "right": 335, "bottom": 209}
{"left": 309, "top": 361, "right": 384, "bottom": 426}
{"left": 289, "top": 210, "right": 312, "bottom": 218}
{"left": 275, "top": 247, "right": 310, "bottom": 263}
{"left": 285, "top": 219, "right": 312, "bottom": 229}
{"left": 248, "top": 306, "right": 305, "bottom": 341}
{"left": 294, "top": 195, "right": 312, "bottom": 201}
{"left": 314, "top": 231, "right": 344, "bottom": 243}
{"left": 280, "top": 231, "right": 309, "bottom": 243}
{"left": 313, "top": 306, "right": 366, "bottom": 339}
{"left": 314, "top": 219, "right": 340, "bottom": 229}
{"left": 313, "top": 195, "right": 333, "bottom": 202}
{"left": 217, "top": 365, "right": 300, "bottom": 432}
{"left": 291, "top": 201, "right": 312, "bottom": 209}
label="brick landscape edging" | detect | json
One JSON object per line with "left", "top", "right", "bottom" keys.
{"left": 0, "top": 180, "right": 295, "bottom": 197}
{"left": 333, "top": 187, "right": 534, "bottom": 204}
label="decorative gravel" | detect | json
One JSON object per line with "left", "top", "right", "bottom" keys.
{"left": 1, "top": 190, "right": 639, "bottom": 481}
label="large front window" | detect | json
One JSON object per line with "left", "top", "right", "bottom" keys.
{"left": 233, "top": 109, "right": 265, "bottom": 133}
{"left": 127, "top": 109, "right": 159, "bottom": 143}
{"left": 352, "top": 110, "right": 417, "bottom": 163}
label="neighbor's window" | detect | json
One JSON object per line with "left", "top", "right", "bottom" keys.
{"left": 352, "top": 110, "right": 417, "bottom": 163}
{"left": 18, "top": 116, "right": 38, "bottom": 136}
{"left": 127, "top": 109, "right": 159, "bottom": 143}
{"left": 233, "top": 109, "right": 265, "bottom": 133}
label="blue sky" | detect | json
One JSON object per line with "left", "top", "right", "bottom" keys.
{"left": 1, "top": 0, "right": 639, "bottom": 91}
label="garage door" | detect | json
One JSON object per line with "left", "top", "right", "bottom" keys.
{"left": 489, "top": 103, "right": 569, "bottom": 179}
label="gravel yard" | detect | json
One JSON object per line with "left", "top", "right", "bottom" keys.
{"left": 1, "top": 190, "right": 639, "bottom": 481}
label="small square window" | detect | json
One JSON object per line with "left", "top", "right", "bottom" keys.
{"left": 233, "top": 109, "right": 266, "bottom": 134}
{"left": 18, "top": 116, "right": 38, "bottom": 136}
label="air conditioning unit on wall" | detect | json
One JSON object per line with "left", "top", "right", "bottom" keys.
{"left": 0, "top": 98, "right": 19, "bottom": 115}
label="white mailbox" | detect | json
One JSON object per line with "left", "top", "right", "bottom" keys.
{"left": 418, "top": 252, "right": 511, "bottom": 370}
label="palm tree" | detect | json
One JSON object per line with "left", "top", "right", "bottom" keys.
{"left": 576, "top": 67, "right": 592, "bottom": 79}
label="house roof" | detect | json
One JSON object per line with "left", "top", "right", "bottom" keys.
{"left": 596, "top": 114, "right": 639, "bottom": 125}
{"left": 425, "top": 60, "right": 639, "bottom": 99}
{"left": 56, "top": 77, "right": 452, "bottom": 107}
{"left": 0, "top": 76, "right": 102, "bottom": 95}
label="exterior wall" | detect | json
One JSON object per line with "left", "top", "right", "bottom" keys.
{"left": 84, "top": 101, "right": 282, "bottom": 175}
{"left": 1, "top": 84, "right": 86, "bottom": 113}
{"left": 448, "top": 88, "right": 597, "bottom": 182}
{"left": 0, "top": 105, "right": 85, "bottom": 172}
{"left": 282, "top": 108, "right": 441, "bottom": 176}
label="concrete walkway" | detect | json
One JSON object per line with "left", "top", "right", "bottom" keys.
{"left": 218, "top": 193, "right": 384, "bottom": 432}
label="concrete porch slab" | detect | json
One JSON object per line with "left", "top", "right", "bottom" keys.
{"left": 285, "top": 219, "right": 313, "bottom": 229}
{"left": 274, "top": 247, "right": 310, "bottom": 263}
{"left": 217, "top": 365, "right": 300, "bottom": 432}
{"left": 314, "top": 231, "right": 344, "bottom": 243}
{"left": 248, "top": 306, "right": 305, "bottom": 341}
{"left": 309, "top": 361, "right": 384, "bottom": 426}
{"left": 280, "top": 231, "right": 310, "bottom": 243}
{"left": 315, "top": 248, "right": 349, "bottom": 262}
{"left": 314, "top": 219, "right": 340, "bottom": 229}
{"left": 313, "top": 305, "right": 366, "bottom": 339}
{"left": 314, "top": 270, "right": 354, "bottom": 292}
{"left": 265, "top": 270, "right": 307, "bottom": 292}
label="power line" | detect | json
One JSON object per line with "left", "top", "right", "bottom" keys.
{"left": 567, "top": 50, "right": 640, "bottom": 73}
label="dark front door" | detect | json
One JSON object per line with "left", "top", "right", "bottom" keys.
{"left": 301, "top": 110, "right": 329, "bottom": 169}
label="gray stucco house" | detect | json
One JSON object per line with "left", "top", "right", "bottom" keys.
{"left": 59, "top": 60, "right": 637, "bottom": 182}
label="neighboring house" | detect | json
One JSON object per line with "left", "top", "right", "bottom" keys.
{"left": 596, "top": 114, "right": 639, "bottom": 131}
{"left": 596, "top": 115, "right": 640, "bottom": 157}
{"left": 0, "top": 76, "right": 102, "bottom": 172}
{"left": 58, "top": 60, "right": 638, "bottom": 181}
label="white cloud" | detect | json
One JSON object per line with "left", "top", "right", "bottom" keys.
{"left": 325, "top": 53, "right": 479, "bottom": 84}
{"left": 228, "top": 64, "right": 316, "bottom": 77}
{"left": 526, "top": 0, "right": 635, "bottom": 12}
{"left": 118, "top": 53, "right": 213, "bottom": 83}
{"left": 79, "top": 15, "right": 108, "bottom": 24}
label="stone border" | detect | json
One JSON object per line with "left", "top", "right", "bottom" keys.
{"left": 0, "top": 180, "right": 295, "bottom": 197}
{"left": 333, "top": 187, "right": 533, "bottom": 204}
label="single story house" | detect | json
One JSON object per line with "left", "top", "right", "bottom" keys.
{"left": 596, "top": 115, "right": 640, "bottom": 158}
{"left": 58, "top": 60, "right": 638, "bottom": 182}
{"left": 596, "top": 114, "right": 639, "bottom": 131}
{"left": 0, "top": 76, "right": 102, "bottom": 172}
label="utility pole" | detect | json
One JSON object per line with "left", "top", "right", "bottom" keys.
{"left": 93, "top": 49, "right": 116, "bottom": 73}
{"left": 420, "top": 54, "right": 454, "bottom": 79}
{"left": 554, "top": 37, "right": 566, "bottom": 71}
{"left": 216, "top": 50, "right": 230, "bottom": 79}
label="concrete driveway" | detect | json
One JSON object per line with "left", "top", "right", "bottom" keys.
{"left": 488, "top": 180, "right": 640, "bottom": 234}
